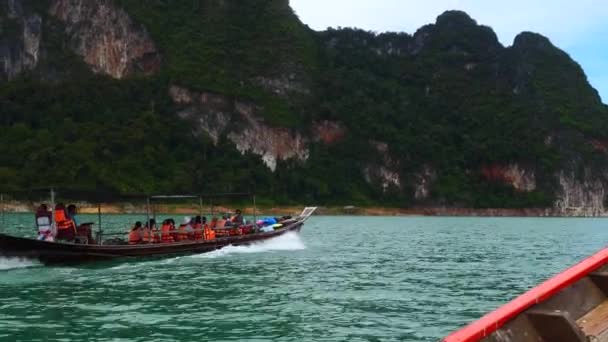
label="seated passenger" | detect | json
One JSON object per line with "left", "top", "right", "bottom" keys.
{"left": 167, "top": 218, "right": 178, "bottom": 241}
{"left": 216, "top": 217, "right": 227, "bottom": 229}
{"left": 35, "top": 204, "right": 53, "bottom": 241}
{"left": 149, "top": 219, "right": 161, "bottom": 243}
{"left": 177, "top": 217, "right": 192, "bottom": 241}
{"left": 68, "top": 204, "right": 94, "bottom": 244}
{"left": 128, "top": 221, "right": 143, "bottom": 245}
{"left": 193, "top": 216, "right": 204, "bottom": 240}
{"left": 223, "top": 215, "right": 233, "bottom": 227}
{"left": 231, "top": 209, "right": 244, "bottom": 226}
{"left": 204, "top": 220, "right": 216, "bottom": 241}
{"left": 186, "top": 217, "right": 195, "bottom": 240}
{"left": 67, "top": 204, "right": 79, "bottom": 227}
{"left": 55, "top": 203, "right": 76, "bottom": 242}
{"left": 142, "top": 219, "right": 156, "bottom": 244}
{"left": 161, "top": 219, "right": 174, "bottom": 243}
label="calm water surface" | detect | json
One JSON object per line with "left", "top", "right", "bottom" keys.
{"left": 1, "top": 215, "right": 608, "bottom": 341}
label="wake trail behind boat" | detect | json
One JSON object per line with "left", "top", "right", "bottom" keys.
{"left": 191, "top": 232, "right": 306, "bottom": 259}
{"left": 0, "top": 257, "right": 40, "bottom": 271}
{"left": 112, "top": 232, "right": 306, "bottom": 268}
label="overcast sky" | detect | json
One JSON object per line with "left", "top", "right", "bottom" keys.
{"left": 290, "top": 0, "right": 608, "bottom": 103}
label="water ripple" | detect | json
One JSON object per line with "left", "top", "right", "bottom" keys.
{"left": 1, "top": 216, "right": 608, "bottom": 341}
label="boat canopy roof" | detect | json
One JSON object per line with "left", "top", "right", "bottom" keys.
{"left": 150, "top": 193, "right": 252, "bottom": 201}
{"left": 1, "top": 188, "right": 253, "bottom": 203}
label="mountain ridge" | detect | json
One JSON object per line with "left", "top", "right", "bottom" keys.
{"left": 1, "top": 0, "right": 608, "bottom": 215}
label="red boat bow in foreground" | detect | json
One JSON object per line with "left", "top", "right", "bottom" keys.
{"left": 444, "top": 248, "right": 608, "bottom": 342}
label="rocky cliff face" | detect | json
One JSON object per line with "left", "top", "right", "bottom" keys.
{"left": 0, "top": 0, "right": 41, "bottom": 81}
{"left": 481, "top": 164, "right": 537, "bottom": 192}
{"left": 554, "top": 170, "right": 606, "bottom": 216}
{"left": 364, "top": 142, "right": 401, "bottom": 193}
{"left": 0, "top": 0, "right": 160, "bottom": 80}
{"left": 253, "top": 74, "right": 310, "bottom": 97}
{"left": 414, "top": 166, "right": 437, "bottom": 201}
{"left": 170, "top": 85, "right": 309, "bottom": 171}
{"left": 2, "top": 4, "right": 608, "bottom": 216}
{"left": 49, "top": 0, "right": 160, "bottom": 78}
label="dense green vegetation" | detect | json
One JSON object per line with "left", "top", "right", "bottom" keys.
{"left": 115, "top": 0, "right": 317, "bottom": 127}
{"left": 1, "top": 2, "right": 607, "bottom": 207}
{"left": 0, "top": 75, "right": 282, "bottom": 195}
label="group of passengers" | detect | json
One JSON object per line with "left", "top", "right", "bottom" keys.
{"left": 127, "top": 209, "right": 245, "bottom": 245}
{"left": 34, "top": 204, "right": 291, "bottom": 245}
{"left": 35, "top": 203, "right": 92, "bottom": 242}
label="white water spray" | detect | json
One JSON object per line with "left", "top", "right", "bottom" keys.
{"left": 114, "top": 232, "right": 306, "bottom": 268}
{"left": 0, "top": 257, "right": 40, "bottom": 271}
{"left": 191, "top": 232, "right": 306, "bottom": 259}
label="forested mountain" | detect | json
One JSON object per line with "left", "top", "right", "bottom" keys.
{"left": 1, "top": 0, "right": 607, "bottom": 214}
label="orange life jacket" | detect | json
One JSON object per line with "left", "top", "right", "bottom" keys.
{"left": 128, "top": 229, "right": 141, "bottom": 244}
{"left": 142, "top": 228, "right": 151, "bottom": 243}
{"left": 194, "top": 223, "right": 203, "bottom": 240}
{"left": 229, "top": 227, "right": 243, "bottom": 236}
{"left": 55, "top": 209, "right": 76, "bottom": 232}
{"left": 161, "top": 224, "right": 174, "bottom": 243}
{"left": 203, "top": 224, "right": 216, "bottom": 241}
{"left": 177, "top": 224, "right": 188, "bottom": 241}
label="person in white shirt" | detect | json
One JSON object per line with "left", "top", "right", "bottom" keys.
{"left": 35, "top": 204, "right": 54, "bottom": 241}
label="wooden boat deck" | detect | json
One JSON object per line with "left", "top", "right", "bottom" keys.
{"left": 578, "top": 300, "right": 608, "bottom": 339}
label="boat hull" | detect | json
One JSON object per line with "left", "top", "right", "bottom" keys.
{"left": 443, "top": 248, "right": 608, "bottom": 342}
{"left": 0, "top": 222, "right": 303, "bottom": 265}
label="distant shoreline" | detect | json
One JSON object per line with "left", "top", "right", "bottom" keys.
{"left": 1, "top": 202, "right": 604, "bottom": 217}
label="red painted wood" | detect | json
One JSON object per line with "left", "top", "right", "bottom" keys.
{"left": 443, "top": 248, "right": 608, "bottom": 342}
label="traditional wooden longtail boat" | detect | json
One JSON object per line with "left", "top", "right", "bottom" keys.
{"left": 0, "top": 189, "right": 316, "bottom": 265}
{"left": 443, "top": 248, "right": 608, "bottom": 342}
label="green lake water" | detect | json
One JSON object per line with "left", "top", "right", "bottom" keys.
{"left": 1, "top": 215, "right": 608, "bottom": 341}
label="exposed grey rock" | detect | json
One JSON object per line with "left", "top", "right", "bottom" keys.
{"left": 49, "top": 0, "right": 160, "bottom": 79}
{"left": 170, "top": 85, "right": 309, "bottom": 171}
{"left": 0, "top": 0, "right": 41, "bottom": 81}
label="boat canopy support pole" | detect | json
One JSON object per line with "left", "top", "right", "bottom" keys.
{"left": 97, "top": 202, "right": 102, "bottom": 243}
{"left": 0, "top": 193, "right": 4, "bottom": 232}
{"left": 253, "top": 194, "right": 257, "bottom": 227}
{"left": 146, "top": 197, "right": 150, "bottom": 228}
{"left": 199, "top": 196, "right": 203, "bottom": 220}
{"left": 152, "top": 200, "right": 158, "bottom": 244}
{"left": 50, "top": 189, "right": 56, "bottom": 234}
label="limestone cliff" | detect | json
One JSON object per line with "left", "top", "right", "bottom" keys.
{"left": 0, "top": 0, "right": 41, "bottom": 81}
{"left": 170, "top": 85, "right": 309, "bottom": 172}
{"left": 554, "top": 170, "right": 606, "bottom": 216}
{"left": 0, "top": 0, "right": 160, "bottom": 80}
{"left": 363, "top": 142, "right": 401, "bottom": 193}
{"left": 481, "top": 164, "right": 537, "bottom": 192}
{"left": 49, "top": 0, "right": 160, "bottom": 78}
{"left": 2, "top": 4, "right": 608, "bottom": 216}
{"left": 414, "top": 166, "right": 437, "bottom": 201}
